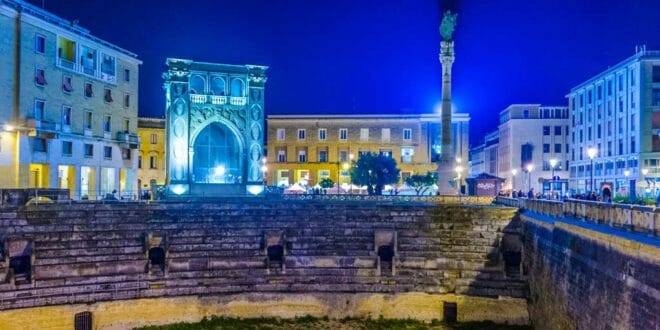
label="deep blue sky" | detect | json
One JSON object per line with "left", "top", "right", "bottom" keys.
{"left": 38, "top": 0, "right": 660, "bottom": 146}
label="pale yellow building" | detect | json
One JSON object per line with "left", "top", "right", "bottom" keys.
{"left": 137, "top": 117, "right": 166, "bottom": 190}
{"left": 265, "top": 114, "right": 470, "bottom": 186}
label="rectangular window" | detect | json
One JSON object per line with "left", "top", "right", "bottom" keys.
{"left": 100, "top": 53, "right": 116, "bottom": 81}
{"left": 631, "top": 137, "right": 636, "bottom": 153}
{"left": 619, "top": 139, "right": 623, "bottom": 155}
{"left": 277, "top": 150, "right": 286, "bottom": 163}
{"left": 85, "top": 82, "right": 93, "bottom": 98}
{"left": 150, "top": 133, "right": 157, "bottom": 144}
{"left": 554, "top": 144, "right": 561, "bottom": 153}
{"left": 62, "top": 75, "right": 73, "bottom": 93}
{"left": 543, "top": 143, "right": 550, "bottom": 153}
{"left": 124, "top": 69, "right": 130, "bottom": 82}
{"left": 607, "top": 80, "right": 612, "bottom": 95}
{"left": 597, "top": 125, "right": 601, "bottom": 138}
{"left": 543, "top": 126, "right": 550, "bottom": 136}
{"left": 318, "top": 128, "right": 326, "bottom": 141}
{"left": 35, "top": 34, "right": 45, "bottom": 54}
{"left": 554, "top": 126, "right": 561, "bottom": 135}
{"left": 103, "top": 115, "right": 111, "bottom": 132}
{"left": 84, "top": 144, "right": 94, "bottom": 157}
{"left": 379, "top": 149, "right": 392, "bottom": 158}
{"left": 103, "top": 146, "right": 112, "bottom": 159}
{"left": 62, "top": 141, "right": 72, "bottom": 156}
{"left": 33, "top": 138, "right": 47, "bottom": 153}
{"left": 381, "top": 128, "right": 390, "bottom": 142}
{"left": 523, "top": 109, "right": 529, "bottom": 118}
{"left": 297, "top": 129, "right": 306, "bottom": 140}
{"left": 123, "top": 119, "right": 130, "bottom": 132}
{"left": 339, "top": 128, "right": 348, "bottom": 141}
{"left": 122, "top": 148, "right": 131, "bottom": 160}
{"left": 400, "top": 147, "right": 414, "bottom": 163}
{"left": 35, "top": 68, "right": 46, "bottom": 86}
{"left": 150, "top": 156, "right": 157, "bottom": 169}
{"left": 653, "top": 89, "right": 660, "bottom": 106}
{"left": 34, "top": 99, "right": 44, "bottom": 121}
{"left": 276, "top": 128, "right": 285, "bottom": 141}
{"left": 403, "top": 128, "right": 412, "bottom": 141}
{"left": 297, "top": 150, "right": 307, "bottom": 163}
{"left": 124, "top": 94, "right": 130, "bottom": 108}
{"left": 62, "top": 106, "right": 71, "bottom": 126}
{"left": 138, "top": 155, "right": 142, "bottom": 169}
{"left": 318, "top": 150, "right": 328, "bottom": 162}
{"left": 653, "top": 66, "right": 660, "bottom": 83}
{"left": 84, "top": 111, "right": 92, "bottom": 130}
{"left": 630, "top": 69, "right": 636, "bottom": 86}
{"left": 339, "top": 150, "right": 348, "bottom": 162}
{"left": 360, "top": 128, "right": 369, "bottom": 141}
{"left": 104, "top": 88, "right": 113, "bottom": 103}
{"left": 631, "top": 114, "right": 636, "bottom": 131}
{"left": 80, "top": 45, "right": 97, "bottom": 75}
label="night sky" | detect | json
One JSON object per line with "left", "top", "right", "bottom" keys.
{"left": 35, "top": 0, "right": 660, "bottom": 146}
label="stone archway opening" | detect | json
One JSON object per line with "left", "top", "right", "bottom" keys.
{"left": 192, "top": 122, "right": 243, "bottom": 184}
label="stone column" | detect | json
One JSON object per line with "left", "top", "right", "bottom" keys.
{"left": 436, "top": 40, "right": 456, "bottom": 195}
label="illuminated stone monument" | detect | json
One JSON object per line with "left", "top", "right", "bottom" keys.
{"left": 163, "top": 59, "right": 268, "bottom": 196}
{"left": 437, "top": 11, "right": 458, "bottom": 195}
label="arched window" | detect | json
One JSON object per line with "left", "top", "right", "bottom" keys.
{"left": 190, "top": 76, "right": 205, "bottom": 94}
{"left": 230, "top": 79, "right": 245, "bottom": 97}
{"left": 210, "top": 77, "right": 226, "bottom": 96}
{"left": 192, "top": 122, "right": 242, "bottom": 184}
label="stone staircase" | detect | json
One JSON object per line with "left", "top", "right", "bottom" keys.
{"left": 0, "top": 201, "right": 528, "bottom": 310}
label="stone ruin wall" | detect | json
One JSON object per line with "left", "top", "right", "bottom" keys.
{"left": 0, "top": 200, "right": 528, "bottom": 329}
{"left": 521, "top": 214, "right": 660, "bottom": 330}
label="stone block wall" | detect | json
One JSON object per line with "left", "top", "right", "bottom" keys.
{"left": 522, "top": 214, "right": 660, "bottom": 330}
{"left": 0, "top": 200, "right": 528, "bottom": 327}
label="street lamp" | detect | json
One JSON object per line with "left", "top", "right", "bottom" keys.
{"left": 642, "top": 168, "right": 649, "bottom": 197}
{"left": 549, "top": 158, "right": 558, "bottom": 197}
{"left": 511, "top": 169, "right": 518, "bottom": 195}
{"left": 525, "top": 163, "right": 534, "bottom": 194}
{"left": 343, "top": 162, "right": 350, "bottom": 193}
{"left": 455, "top": 165, "right": 463, "bottom": 195}
{"left": 587, "top": 147, "right": 598, "bottom": 194}
{"left": 261, "top": 164, "right": 268, "bottom": 185}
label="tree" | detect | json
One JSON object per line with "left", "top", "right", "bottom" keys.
{"left": 319, "top": 178, "right": 334, "bottom": 189}
{"left": 350, "top": 153, "right": 400, "bottom": 195}
{"left": 405, "top": 172, "right": 438, "bottom": 196}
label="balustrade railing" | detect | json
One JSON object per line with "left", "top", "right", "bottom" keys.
{"left": 495, "top": 196, "right": 658, "bottom": 236}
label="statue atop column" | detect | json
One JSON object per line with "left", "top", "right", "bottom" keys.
{"left": 437, "top": 10, "right": 459, "bottom": 195}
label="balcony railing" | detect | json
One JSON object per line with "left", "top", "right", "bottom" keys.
{"left": 191, "top": 94, "right": 207, "bottom": 104}
{"left": 117, "top": 131, "right": 140, "bottom": 149}
{"left": 230, "top": 96, "right": 247, "bottom": 106}
{"left": 24, "top": 118, "right": 59, "bottom": 131}
{"left": 211, "top": 95, "right": 227, "bottom": 105}
{"left": 56, "top": 57, "right": 116, "bottom": 84}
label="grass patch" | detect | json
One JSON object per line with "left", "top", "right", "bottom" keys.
{"left": 135, "top": 316, "right": 532, "bottom": 330}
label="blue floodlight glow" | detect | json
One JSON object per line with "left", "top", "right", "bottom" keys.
{"left": 246, "top": 185, "right": 264, "bottom": 195}
{"left": 170, "top": 184, "right": 187, "bottom": 195}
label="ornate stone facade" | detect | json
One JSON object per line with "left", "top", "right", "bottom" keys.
{"left": 163, "top": 59, "right": 267, "bottom": 195}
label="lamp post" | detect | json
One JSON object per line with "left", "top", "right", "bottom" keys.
{"left": 624, "top": 169, "right": 631, "bottom": 201}
{"left": 549, "top": 158, "right": 558, "bottom": 197}
{"left": 511, "top": 169, "right": 518, "bottom": 196}
{"left": 343, "top": 162, "right": 350, "bottom": 194}
{"left": 587, "top": 147, "right": 598, "bottom": 194}
{"left": 526, "top": 164, "right": 533, "bottom": 193}
{"left": 642, "top": 168, "right": 649, "bottom": 198}
{"left": 455, "top": 164, "right": 463, "bottom": 195}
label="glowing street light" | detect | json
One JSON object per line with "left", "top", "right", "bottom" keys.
{"left": 549, "top": 159, "right": 558, "bottom": 196}
{"left": 511, "top": 169, "right": 518, "bottom": 195}
{"left": 455, "top": 165, "right": 463, "bottom": 195}
{"left": 525, "top": 164, "right": 534, "bottom": 194}
{"left": 587, "top": 147, "right": 598, "bottom": 193}
{"left": 624, "top": 169, "right": 630, "bottom": 177}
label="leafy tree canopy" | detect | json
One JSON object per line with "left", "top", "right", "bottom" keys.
{"left": 350, "top": 153, "right": 400, "bottom": 195}
{"left": 405, "top": 172, "right": 438, "bottom": 195}
{"left": 319, "top": 178, "right": 335, "bottom": 189}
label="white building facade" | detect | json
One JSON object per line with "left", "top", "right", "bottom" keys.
{"left": 567, "top": 49, "right": 660, "bottom": 198}
{"left": 497, "top": 104, "right": 570, "bottom": 195}
{"left": 469, "top": 130, "right": 498, "bottom": 177}
{"left": 0, "top": 0, "right": 141, "bottom": 199}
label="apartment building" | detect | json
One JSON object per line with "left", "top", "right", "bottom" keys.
{"left": 567, "top": 48, "right": 660, "bottom": 197}
{"left": 497, "top": 104, "right": 570, "bottom": 195}
{"left": 137, "top": 117, "right": 165, "bottom": 191}
{"left": 265, "top": 113, "right": 470, "bottom": 186}
{"left": 0, "top": 0, "right": 141, "bottom": 199}
{"left": 469, "top": 130, "right": 498, "bottom": 177}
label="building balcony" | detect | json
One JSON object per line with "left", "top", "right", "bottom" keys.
{"left": 230, "top": 96, "right": 247, "bottom": 106}
{"left": 56, "top": 57, "right": 116, "bottom": 84}
{"left": 191, "top": 94, "right": 207, "bottom": 104}
{"left": 24, "top": 118, "right": 60, "bottom": 131}
{"left": 117, "top": 131, "right": 140, "bottom": 149}
{"left": 211, "top": 95, "right": 227, "bottom": 105}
